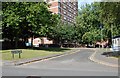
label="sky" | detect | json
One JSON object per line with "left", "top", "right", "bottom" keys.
{"left": 78, "top": 0, "right": 93, "bottom": 9}
{"left": 78, "top": 0, "right": 101, "bottom": 9}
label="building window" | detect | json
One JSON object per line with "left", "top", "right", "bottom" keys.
{"left": 63, "top": 2, "right": 65, "bottom": 4}
{"left": 64, "top": 11, "right": 66, "bottom": 14}
{"left": 74, "top": 2, "right": 76, "bottom": 5}
{"left": 58, "top": 8, "right": 61, "bottom": 13}
{"left": 67, "top": 18, "right": 69, "bottom": 21}
{"left": 69, "top": 9, "right": 71, "bottom": 12}
{"left": 63, "top": 5, "right": 66, "bottom": 9}
{"left": 74, "top": 12, "right": 76, "bottom": 14}
{"left": 58, "top": 2, "right": 61, "bottom": 7}
{"left": 74, "top": 7, "right": 76, "bottom": 10}
{"left": 69, "top": 4, "right": 71, "bottom": 7}
{"left": 64, "top": 17, "right": 66, "bottom": 20}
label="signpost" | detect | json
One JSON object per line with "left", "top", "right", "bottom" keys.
{"left": 11, "top": 50, "right": 22, "bottom": 59}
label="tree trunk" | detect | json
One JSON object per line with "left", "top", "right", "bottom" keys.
{"left": 10, "top": 39, "right": 14, "bottom": 49}
{"left": 15, "top": 37, "right": 18, "bottom": 49}
{"left": 59, "top": 41, "right": 63, "bottom": 48}
{"left": 31, "top": 36, "right": 34, "bottom": 48}
{"left": 108, "top": 38, "right": 112, "bottom": 48}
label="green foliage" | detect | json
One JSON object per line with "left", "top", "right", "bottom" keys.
{"left": 100, "top": 2, "right": 120, "bottom": 36}
{"left": 82, "top": 32, "right": 93, "bottom": 44}
{"left": 75, "top": 2, "right": 120, "bottom": 46}
{"left": 2, "top": 2, "right": 57, "bottom": 40}
{"left": 76, "top": 2, "right": 102, "bottom": 44}
{"left": 2, "top": 2, "right": 59, "bottom": 48}
{"left": 49, "top": 20, "right": 76, "bottom": 45}
{"left": 2, "top": 2, "right": 120, "bottom": 47}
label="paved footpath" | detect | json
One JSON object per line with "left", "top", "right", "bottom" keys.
{"left": 89, "top": 48, "right": 118, "bottom": 67}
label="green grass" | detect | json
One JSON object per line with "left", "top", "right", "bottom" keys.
{"left": 99, "top": 48, "right": 111, "bottom": 52}
{"left": 0, "top": 48, "right": 71, "bottom": 60}
{"left": 117, "top": 56, "right": 120, "bottom": 58}
{"left": 113, "top": 56, "right": 120, "bottom": 58}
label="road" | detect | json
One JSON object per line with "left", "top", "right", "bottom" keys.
{"left": 2, "top": 49, "right": 118, "bottom": 76}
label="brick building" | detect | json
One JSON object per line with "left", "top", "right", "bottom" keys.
{"left": 45, "top": 0, "right": 78, "bottom": 24}
{"left": 26, "top": 0, "right": 78, "bottom": 47}
{"left": 27, "top": 37, "right": 53, "bottom": 47}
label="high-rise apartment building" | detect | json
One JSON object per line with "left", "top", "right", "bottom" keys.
{"left": 45, "top": 0, "right": 78, "bottom": 24}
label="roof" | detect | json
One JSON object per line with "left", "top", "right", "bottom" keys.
{"left": 112, "top": 35, "right": 120, "bottom": 39}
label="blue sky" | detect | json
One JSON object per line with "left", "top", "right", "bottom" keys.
{"left": 78, "top": 0, "right": 94, "bottom": 9}
{"left": 78, "top": 0, "right": 102, "bottom": 9}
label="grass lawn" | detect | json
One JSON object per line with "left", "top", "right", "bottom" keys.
{"left": 0, "top": 48, "right": 71, "bottom": 60}
{"left": 113, "top": 56, "right": 120, "bottom": 58}
{"left": 117, "top": 56, "right": 120, "bottom": 58}
{"left": 99, "top": 48, "right": 111, "bottom": 52}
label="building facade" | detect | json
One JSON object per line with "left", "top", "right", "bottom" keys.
{"left": 26, "top": 37, "right": 53, "bottom": 47}
{"left": 46, "top": 0, "right": 78, "bottom": 24}
{"left": 111, "top": 35, "right": 120, "bottom": 51}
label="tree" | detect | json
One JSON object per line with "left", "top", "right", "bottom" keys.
{"left": 82, "top": 30, "right": 101, "bottom": 45}
{"left": 76, "top": 2, "right": 103, "bottom": 45}
{"left": 100, "top": 2, "right": 120, "bottom": 36}
{"left": 48, "top": 19, "right": 77, "bottom": 47}
{"left": 99, "top": 2, "right": 120, "bottom": 46}
{"left": 76, "top": 2, "right": 120, "bottom": 47}
{"left": 2, "top": 2, "right": 56, "bottom": 48}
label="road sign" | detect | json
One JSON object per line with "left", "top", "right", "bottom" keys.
{"left": 11, "top": 50, "right": 22, "bottom": 59}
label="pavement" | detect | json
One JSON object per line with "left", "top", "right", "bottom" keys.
{"left": 89, "top": 48, "right": 118, "bottom": 67}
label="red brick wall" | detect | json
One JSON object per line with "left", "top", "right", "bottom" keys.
{"left": 50, "top": 2, "right": 58, "bottom": 7}
{"left": 49, "top": 7, "right": 58, "bottom": 13}
{"left": 49, "top": 2, "right": 58, "bottom": 13}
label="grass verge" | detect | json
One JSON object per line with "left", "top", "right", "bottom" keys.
{"left": 0, "top": 48, "right": 71, "bottom": 60}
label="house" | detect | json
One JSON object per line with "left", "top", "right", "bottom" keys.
{"left": 95, "top": 40, "right": 108, "bottom": 48}
{"left": 26, "top": 37, "right": 53, "bottom": 47}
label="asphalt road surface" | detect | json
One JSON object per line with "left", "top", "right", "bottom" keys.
{"left": 2, "top": 49, "right": 118, "bottom": 76}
